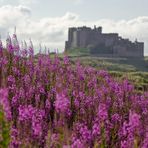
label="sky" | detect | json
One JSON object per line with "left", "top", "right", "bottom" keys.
{"left": 0, "top": 0, "right": 148, "bottom": 54}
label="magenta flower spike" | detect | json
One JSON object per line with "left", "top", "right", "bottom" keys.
{"left": 28, "top": 38, "right": 34, "bottom": 56}
{"left": 6, "top": 32, "right": 13, "bottom": 53}
{"left": 0, "top": 89, "right": 12, "bottom": 120}
{"left": 12, "top": 27, "right": 20, "bottom": 54}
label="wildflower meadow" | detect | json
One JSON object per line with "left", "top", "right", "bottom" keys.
{"left": 0, "top": 32, "right": 148, "bottom": 148}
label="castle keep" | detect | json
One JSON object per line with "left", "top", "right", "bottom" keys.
{"left": 65, "top": 26, "right": 144, "bottom": 57}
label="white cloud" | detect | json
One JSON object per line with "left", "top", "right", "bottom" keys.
{"left": 0, "top": 5, "right": 148, "bottom": 55}
{"left": 0, "top": 5, "right": 31, "bottom": 35}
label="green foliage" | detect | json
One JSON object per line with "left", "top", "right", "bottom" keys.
{"left": 0, "top": 109, "right": 10, "bottom": 148}
{"left": 65, "top": 48, "right": 91, "bottom": 57}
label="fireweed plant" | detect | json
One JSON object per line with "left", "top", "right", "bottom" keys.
{"left": 0, "top": 32, "right": 148, "bottom": 148}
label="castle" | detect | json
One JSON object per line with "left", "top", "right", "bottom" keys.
{"left": 65, "top": 26, "right": 144, "bottom": 57}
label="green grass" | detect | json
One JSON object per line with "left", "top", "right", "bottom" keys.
{"left": 65, "top": 48, "right": 91, "bottom": 57}
{"left": 68, "top": 56, "right": 147, "bottom": 72}
{"left": 0, "top": 110, "right": 10, "bottom": 148}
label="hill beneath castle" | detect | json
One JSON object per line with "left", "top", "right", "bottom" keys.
{"left": 65, "top": 48, "right": 148, "bottom": 71}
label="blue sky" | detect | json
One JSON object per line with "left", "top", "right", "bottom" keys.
{"left": 0, "top": 0, "right": 148, "bottom": 54}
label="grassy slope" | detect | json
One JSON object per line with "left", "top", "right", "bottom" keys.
{"left": 0, "top": 111, "right": 10, "bottom": 148}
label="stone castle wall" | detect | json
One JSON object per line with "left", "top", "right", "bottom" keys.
{"left": 65, "top": 26, "right": 144, "bottom": 58}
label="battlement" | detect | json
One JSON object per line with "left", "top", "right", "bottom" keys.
{"left": 65, "top": 26, "right": 144, "bottom": 57}
{"left": 69, "top": 26, "right": 102, "bottom": 33}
